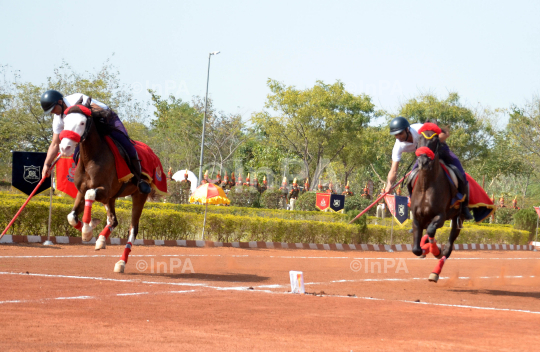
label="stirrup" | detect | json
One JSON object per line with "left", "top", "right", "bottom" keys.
{"left": 138, "top": 180, "right": 151, "bottom": 194}
{"left": 457, "top": 217, "right": 464, "bottom": 229}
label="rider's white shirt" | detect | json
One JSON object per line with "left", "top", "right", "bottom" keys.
{"left": 52, "top": 94, "right": 108, "bottom": 134}
{"left": 391, "top": 123, "right": 423, "bottom": 162}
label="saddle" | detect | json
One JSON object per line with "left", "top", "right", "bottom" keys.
{"left": 406, "top": 160, "right": 464, "bottom": 202}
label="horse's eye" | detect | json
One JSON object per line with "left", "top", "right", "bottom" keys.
{"left": 80, "top": 122, "right": 85, "bottom": 126}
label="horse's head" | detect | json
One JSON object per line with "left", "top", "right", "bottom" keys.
{"left": 415, "top": 123, "right": 442, "bottom": 171}
{"left": 59, "top": 96, "right": 92, "bottom": 156}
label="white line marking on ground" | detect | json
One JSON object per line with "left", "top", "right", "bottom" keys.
{"left": 1, "top": 271, "right": 538, "bottom": 315}
{"left": 0, "top": 289, "right": 196, "bottom": 305}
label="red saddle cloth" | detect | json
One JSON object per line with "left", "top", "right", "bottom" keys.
{"left": 104, "top": 137, "right": 168, "bottom": 196}
{"left": 466, "top": 173, "right": 495, "bottom": 221}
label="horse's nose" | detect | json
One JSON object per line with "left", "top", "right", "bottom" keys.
{"left": 412, "top": 246, "right": 423, "bottom": 256}
{"left": 61, "top": 145, "right": 72, "bottom": 156}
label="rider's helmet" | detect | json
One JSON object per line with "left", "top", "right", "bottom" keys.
{"left": 40, "top": 90, "right": 64, "bottom": 114}
{"left": 389, "top": 116, "right": 410, "bottom": 135}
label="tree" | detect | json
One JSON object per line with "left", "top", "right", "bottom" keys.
{"left": 191, "top": 97, "right": 249, "bottom": 174}
{"left": 334, "top": 125, "right": 393, "bottom": 187}
{"left": 508, "top": 96, "right": 540, "bottom": 171}
{"left": 252, "top": 79, "right": 375, "bottom": 190}
{"left": 149, "top": 90, "right": 201, "bottom": 171}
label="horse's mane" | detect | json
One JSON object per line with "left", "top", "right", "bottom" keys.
{"left": 66, "top": 104, "right": 114, "bottom": 138}
{"left": 91, "top": 108, "right": 114, "bottom": 137}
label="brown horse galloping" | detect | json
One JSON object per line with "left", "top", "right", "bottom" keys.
{"left": 58, "top": 96, "right": 147, "bottom": 273}
{"left": 410, "top": 123, "right": 464, "bottom": 282}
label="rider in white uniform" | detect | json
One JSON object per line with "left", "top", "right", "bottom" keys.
{"left": 385, "top": 116, "right": 473, "bottom": 220}
{"left": 40, "top": 90, "right": 151, "bottom": 194}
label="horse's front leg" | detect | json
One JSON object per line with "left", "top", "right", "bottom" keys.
{"left": 67, "top": 192, "right": 85, "bottom": 232}
{"left": 429, "top": 216, "right": 461, "bottom": 283}
{"left": 114, "top": 191, "right": 148, "bottom": 273}
{"left": 426, "top": 214, "right": 445, "bottom": 259}
{"left": 95, "top": 198, "right": 119, "bottom": 251}
{"left": 81, "top": 187, "right": 106, "bottom": 241}
{"left": 411, "top": 217, "right": 424, "bottom": 257}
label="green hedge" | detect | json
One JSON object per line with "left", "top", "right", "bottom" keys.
{"left": 0, "top": 195, "right": 529, "bottom": 245}
{"left": 0, "top": 191, "right": 346, "bottom": 222}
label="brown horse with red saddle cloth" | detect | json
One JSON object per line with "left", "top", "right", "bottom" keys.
{"left": 58, "top": 96, "right": 167, "bottom": 273}
{"left": 409, "top": 123, "right": 465, "bottom": 282}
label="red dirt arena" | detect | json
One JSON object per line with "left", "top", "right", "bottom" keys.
{"left": 0, "top": 243, "right": 539, "bottom": 351}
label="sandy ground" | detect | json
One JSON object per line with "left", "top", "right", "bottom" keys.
{"left": 0, "top": 244, "right": 539, "bottom": 351}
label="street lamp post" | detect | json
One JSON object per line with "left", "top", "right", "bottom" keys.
{"left": 198, "top": 51, "right": 220, "bottom": 186}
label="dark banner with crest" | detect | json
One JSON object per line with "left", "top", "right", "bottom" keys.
{"left": 11, "top": 152, "right": 51, "bottom": 196}
{"left": 329, "top": 194, "right": 345, "bottom": 213}
{"left": 394, "top": 195, "right": 409, "bottom": 225}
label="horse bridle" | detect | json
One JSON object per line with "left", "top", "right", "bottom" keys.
{"left": 60, "top": 107, "right": 93, "bottom": 144}
{"left": 79, "top": 112, "right": 93, "bottom": 143}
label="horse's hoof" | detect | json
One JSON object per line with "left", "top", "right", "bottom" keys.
{"left": 114, "top": 260, "right": 125, "bottom": 273}
{"left": 81, "top": 227, "right": 93, "bottom": 242}
{"left": 428, "top": 273, "right": 439, "bottom": 282}
{"left": 434, "top": 252, "right": 443, "bottom": 259}
{"left": 420, "top": 254, "right": 426, "bottom": 259}
{"left": 95, "top": 235, "right": 106, "bottom": 250}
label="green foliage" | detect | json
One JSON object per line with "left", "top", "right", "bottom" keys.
{"left": 344, "top": 195, "right": 376, "bottom": 215}
{"left": 513, "top": 208, "right": 538, "bottom": 241}
{"left": 227, "top": 185, "right": 260, "bottom": 208}
{"left": 0, "top": 194, "right": 528, "bottom": 245}
{"left": 149, "top": 90, "right": 202, "bottom": 171}
{"left": 260, "top": 188, "right": 284, "bottom": 209}
{"left": 495, "top": 207, "right": 518, "bottom": 225}
{"left": 295, "top": 191, "right": 318, "bottom": 212}
{"left": 252, "top": 79, "right": 375, "bottom": 185}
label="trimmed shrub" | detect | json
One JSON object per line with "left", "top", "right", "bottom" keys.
{"left": 228, "top": 185, "right": 260, "bottom": 208}
{"left": 295, "top": 191, "right": 318, "bottom": 212}
{"left": 260, "top": 188, "right": 284, "bottom": 209}
{"left": 165, "top": 181, "right": 183, "bottom": 204}
{"left": 344, "top": 195, "right": 376, "bottom": 215}
{"left": 0, "top": 192, "right": 529, "bottom": 245}
{"left": 495, "top": 207, "right": 518, "bottom": 225}
{"left": 514, "top": 208, "right": 538, "bottom": 242}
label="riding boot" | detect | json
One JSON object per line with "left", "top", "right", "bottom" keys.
{"left": 130, "top": 157, "right": 152, "bottom": 194}
{"left": 459, "top": 182, "right": 474, "bottom": 221}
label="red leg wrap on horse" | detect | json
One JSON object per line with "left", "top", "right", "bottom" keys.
{"left": 82, "top": 200, "right": 94, "bottom": 224}
{"left": 74, "top": 221, "right": 83, "bottom": 232}
{"left": 432, "top": 256, "right": 447, "bottom": 275}
{"left": 121, "top": 244, "right": 132, "bottom": 264}
{"left": 431, "top": 241, "right": 440, "bottom": 257}
{"left": 99, "top": 225, "right": 113, "bottom": 239}
{"left": 421, "top": 242, "right": 430, "bottom": 255}
{"left": 420, "top": 234, "right": 429, "bottom": 247}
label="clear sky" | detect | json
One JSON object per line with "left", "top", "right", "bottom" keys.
{"left": 1, "top": 0, "right": 539, "bottom": 123}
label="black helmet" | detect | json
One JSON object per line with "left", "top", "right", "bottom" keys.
{"left": 389, "top": 116, "right": 410, "bottom": 135}
{"left": 40, "top": 90, "right": 64, "bottom": 114}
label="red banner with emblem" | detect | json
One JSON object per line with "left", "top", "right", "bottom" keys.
{"left": 55, "top": 157, "right": 78, "bottom": 198}
{"left": 316, "top": 193, "right": 330, "bottom": 211}
{"left": 384, "top": 195, "right": 396, "bottom": 217}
